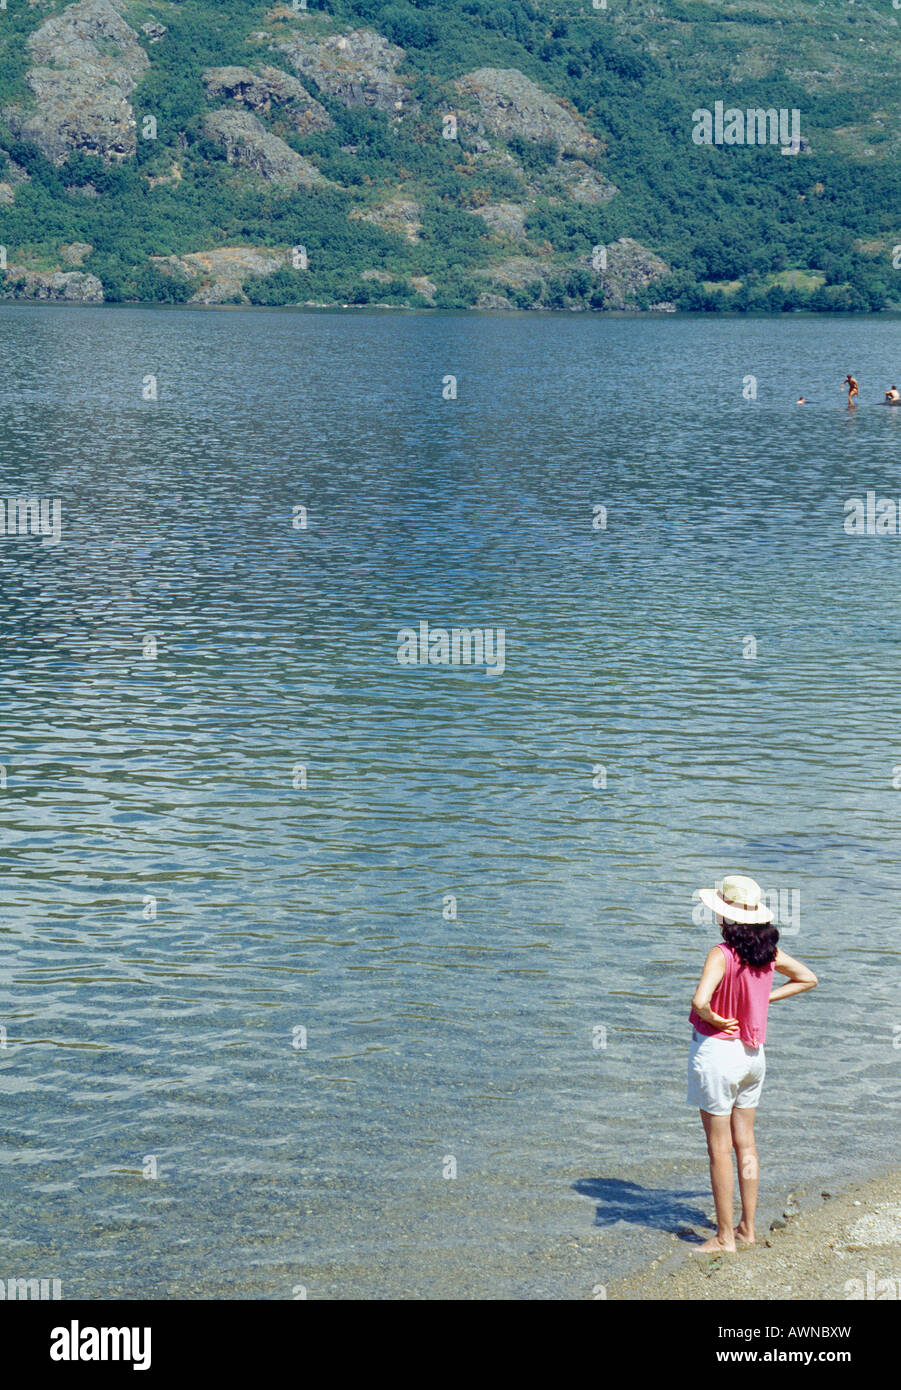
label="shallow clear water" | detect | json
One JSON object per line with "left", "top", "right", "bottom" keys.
{"left": 0, "top": 305, "right": 899, "bottom": 1298}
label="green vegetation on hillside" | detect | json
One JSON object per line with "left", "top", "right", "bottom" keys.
{"left": 0, "top": 0, "right": 899, "bottom": 310}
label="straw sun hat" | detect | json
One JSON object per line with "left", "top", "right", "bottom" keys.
{"left": 698, "top": 873, "right": 774, "bottom": 925}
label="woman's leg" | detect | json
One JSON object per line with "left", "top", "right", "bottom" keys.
{"left": 690, "top": 1110, "right": 736, "bottom": 1253}
{"left": 731, "top": 1106, "right": 758, "bottom": 1245}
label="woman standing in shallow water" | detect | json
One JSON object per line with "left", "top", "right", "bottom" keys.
{"left": 687, "top": 874, "right": 818, "bottom": 1255}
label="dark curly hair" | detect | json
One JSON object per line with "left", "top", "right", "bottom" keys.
{"left": 721, "top": 919, "right": 779, "bottom": 968}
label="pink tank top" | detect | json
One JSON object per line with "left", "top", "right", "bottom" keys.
{"left": 689, "top": 942, "right": 775, "bottom": 1047}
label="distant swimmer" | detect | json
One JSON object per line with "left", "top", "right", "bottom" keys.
{"left": 886, "top": 385, "right": 900, "bottom": 402}
{"left": 796, "top": 396, "right": 806, "bottom": 404}
{"left": 843, "top": 373, "right": 859, "bottom": 406}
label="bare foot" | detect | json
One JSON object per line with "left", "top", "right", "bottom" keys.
{"left": 736, "top": 1226, "right": 755, "bottom": 1247}
{"left": 689, "top": 1235, "right": 736, "bottom": 1255}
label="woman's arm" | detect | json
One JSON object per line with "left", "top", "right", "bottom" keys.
{"left": 770, "top": 947, "right": 818, "bottom": 1002}
{"left": 691, "top": 946, "right": 739, "bottom": 1034}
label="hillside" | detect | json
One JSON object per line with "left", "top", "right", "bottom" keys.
{"left": 0, "top": 0, "right": 899, "bottom": 310}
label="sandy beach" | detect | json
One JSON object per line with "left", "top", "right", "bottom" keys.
{"left": 609, "top": 1171, "right": 901, "bottom": 1300}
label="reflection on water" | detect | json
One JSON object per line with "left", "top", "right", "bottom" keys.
{"left": 0, "top": 306, "right": 899, "bottom": 1298}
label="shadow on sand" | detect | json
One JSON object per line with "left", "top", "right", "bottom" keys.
{"left": 573, "top": 1177, "right": 712, "bottom": 1242}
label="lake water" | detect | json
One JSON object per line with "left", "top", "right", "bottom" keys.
{"left": 0, "top": 305, "right": 899, "bottom": 1299}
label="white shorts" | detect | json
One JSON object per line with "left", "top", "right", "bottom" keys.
{"left": 686, "top": 1030, "right": 766, "bottom": 1115}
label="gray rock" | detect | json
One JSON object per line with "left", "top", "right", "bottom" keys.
{"left": 477, "top": 255, "right": 557, "bottom": 290}
{"left": 27, "top": 0, "right": 148, "bottom": 82}
{"left": 277, "top": 28, "right": 418, "bottom": 116}
{"left": 1, "top": 267, "right": 104, "bottom": 302}
{"left": 203, "top": 109, "right": 332, "bottom": 187}
{"left": 0, "top": 161, "right": 29, "bottom": 206}
{"left": 410, "top": 275, "right": 437, "bottom": 304}
{"left": 470, "top": 239, "right": 667, "bottom": 311}
{"left": 559, "top": 159, "right": 618, "bottom": 204}
{"left": 350, "top": 196, "right": 421, "bottom": 243}
{"left": 470, "top": 201, "right": 528, "bottom": 242}
{"left": 202, "top": 65, "right": 332, "bottom": 135}
{"left": 140, "top": 20, "right": 167, "bottom": 42}
{"left": 454, "top": 68, "right": 601, "bottom": 156}
{"left": 10, "top": 69, "right": 139, "bottom": 164}
{"left": 476, "top": 291, "right": 515, "bottom": 310}
{"left": 5, "top": 0, "right": 149, "bottom": 164}
{"left": 60, "top": 241, "right": 93, "bottom": 265}
{"left": 151, "top": 247, "right": 284, "bottom": 304}
{"left": 2, "top": 159, "right": 30, "bottom": 187}
{"left": 579, "top": 237, "right": 669, "bottom": 309}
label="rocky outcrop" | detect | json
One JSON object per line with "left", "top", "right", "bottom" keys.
{"left": 475, "top": 239, "right": 668, "bottom": 309}
{"left": 410, "top": 275, "right": 437, "bottom": 304}
{"left": 558, "top": 159, "right": 617, "bottom": 204}
{"left": 470, "top": 201, "right": 529, "bottom": 242}
{"left": 60, "top": 241, "right": 93, "bottom": 265}
{"left": 475, "top": 290, "right": 515, "bottom": 310}
{"left": 26, "top": 0, "right": 148, "bottom": 78}
{"left": 203, "top": 109, "right": 332, "bottom": 187}
{"left": 454, "top": 68, "right": 601, "bottom": 156}
{"left": 202, "top": 65, "right": 332, "bottom": 135}
{"left": 350, "top": 196, "right": 421, "bottom": 243}
{"left": 582, "top": 237, "right": 669, "bottom": 308}
{"left": 0, "top": 159, "right": 30, "bottom": 206}
{"left": 1, "top": 267, "right": 104, "bottom": 302}
{"left": 478, "top": 256, "right": 557, "bottom": 291}
{"left": 150, "top": 246, "right": 284, "bottom": 304}
{"left": 147, "top": 162, "right": 182, "bottom": 189}
{"left": 8, "top": 70, "right": 139, "bottom": 164}
{"left": 5, "top": 0, "right": 149, "bottom": 164}
{"left": 277, "top": 28, "right": 418, "bottom": 115}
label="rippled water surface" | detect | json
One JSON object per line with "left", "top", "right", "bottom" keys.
{"left": 0, "top": 305, "right": 899, "bottom": 1298}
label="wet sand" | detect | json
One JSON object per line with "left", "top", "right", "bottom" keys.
{"left": 608, "top": 1171, "right": 901, "bottom": 1300}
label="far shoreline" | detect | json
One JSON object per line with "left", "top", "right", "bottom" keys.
{"left": 1, "top": 300, "right": 900, "bottom": 317}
